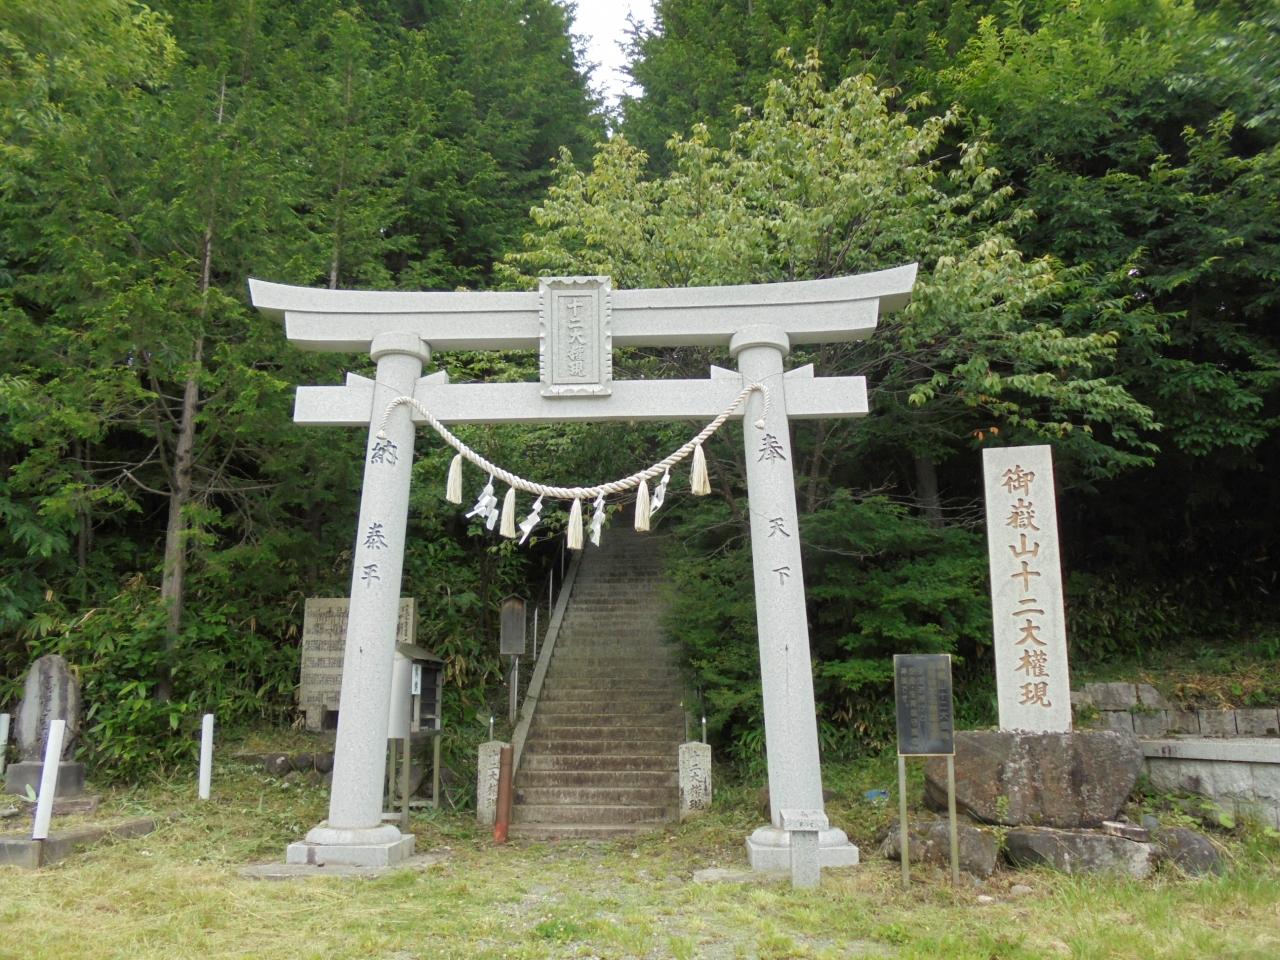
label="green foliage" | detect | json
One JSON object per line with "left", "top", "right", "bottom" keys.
{"left": 663, "top": 494, "right": 990, "bottom": 764}
{"left": 0, "top": 0, "right": 600, "bottom": 776}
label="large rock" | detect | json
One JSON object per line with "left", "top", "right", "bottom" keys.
{"left": 879, "top": 818, "right": 1000, "bottom": 878}
{"left": 1153, "top": 826, "right": 1225, "bottom": 876}
{"left": 924, "top": 730, "right": 1142, "bottom": 828}
{"left": 1005, "top": 827, "right": 1155, "bottom": 878}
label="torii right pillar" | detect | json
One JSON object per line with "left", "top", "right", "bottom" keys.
{"left": 732, "top": 325, "right": 858, "bottom": 870}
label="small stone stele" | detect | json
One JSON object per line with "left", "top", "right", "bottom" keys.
{"left": 4, "top": 654, "right": 86, "bottom": 798}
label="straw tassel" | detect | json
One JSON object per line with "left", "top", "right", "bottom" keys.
{"left": 566, "top": 498, "right": 584, "bottom": 551}
{"left": 634, "top": 479, "right": 651, "bottom": 532}
{"left": 445, "top": 453, "right": 464, "bottom": 504}
{"left": 499, "top": 486, "right": 517, "bottom": 538}
{"left": 690, "top": 444, "right": 711, "bottom": 496}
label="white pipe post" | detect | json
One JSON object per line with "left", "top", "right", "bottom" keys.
{"left": 198, "top": 713, "right": 215, "bottom": 800}
{"left": 0, "top": 712, "right": 9, "bottom": 777}
{"left": 32, "top": 719, "right": 66, "bottom": 841}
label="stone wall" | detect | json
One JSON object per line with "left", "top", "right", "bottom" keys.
{"left": 1073, "top": 682, "right": 1279, "bottom": 738}
{"left": 1073, "top": 682, "right": 1279, "bottom": 828}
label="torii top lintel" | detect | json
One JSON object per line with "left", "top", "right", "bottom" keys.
{"left": 248, "top": 264, "right": 917, "bottom": 354}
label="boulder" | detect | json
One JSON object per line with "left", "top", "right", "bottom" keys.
{"left": 879, "top": 818, "right": 1000, "bottom": 878}
{"left": 1152, "top": 826, "right": 1225, "bottom": 876}
{"left": 1005, "top": 827, "right": 1155, "bottom": 878}
{"left": 924, "top": 730, "right": 1142, "bottom": 828}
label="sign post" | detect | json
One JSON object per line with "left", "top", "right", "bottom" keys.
{"left": 893, "top": 654, "right": 958, "bottom": 887}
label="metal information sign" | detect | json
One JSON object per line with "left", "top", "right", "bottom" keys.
{"left": 894, "top": 654, "right": 955, "bottom": 755}
{"left": 892, "top": 654, "right": 959, "bottom": 887}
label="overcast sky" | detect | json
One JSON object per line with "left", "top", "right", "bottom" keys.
{"left": 569, "top": 0, "right": 656, "bottom": 106}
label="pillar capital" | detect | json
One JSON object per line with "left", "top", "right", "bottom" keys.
{"left": 370, "top": 332, "right": 431, "bottom": 364}
{"left": 730, "top": 325, "right": 790, "bottom": 359}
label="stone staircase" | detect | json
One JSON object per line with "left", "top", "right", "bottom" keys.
{"left": 512, "top": 528, "right": 684, "bottom": 839}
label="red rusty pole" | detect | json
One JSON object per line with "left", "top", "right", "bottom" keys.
{"left": 493, "top": 744, "right": 514, "bottom": 843}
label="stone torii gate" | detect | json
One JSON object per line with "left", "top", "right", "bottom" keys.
{"left": 250, "top": 267, "right": 916, "bottom": 868}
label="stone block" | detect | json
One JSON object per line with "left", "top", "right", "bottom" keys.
{"left": 1136, "top": 684, "right": 1169, "bottom": 709}
{"left": 879, "top": 818, "right": 1000, "bottom": 878}
{"left": 1198, "top": 710, "right": 1237, "bottom": 737}
{"left": 1151, "top": 826, "right": 1223, "bottom": 875}
{"left": 1101, "top": 711, "right": 1135, "bottom": 734}
{"left": 1167, "top": 711, "right": 1200, "bottom": 735}
{"left": 923, "top": 730, "right": 1143, "bottom": 828}
{"left": 1132, "top": 711, "right": 1169, "bottom": 738}
{"left": 1208, "top": 761, "right": 1255, "bottom": 799}
{"left": 1234, "top": 709, "right": 1279, "bottom": 737}
{"left": 285, "top": 833, "right": 414, "bottom": 867}
{"left": 679, "top": 742, "right": 712, "bottom": 820}
{"left": 1252, "top": 763, "right": 1280, "bottom": 803}
{"left": 4, "top": 761, "right": 86, "bottom": 798}
{"left": 0, "top": 817, "right": 155, "bottom": 869}
{"left": 1005, "top": 827, "right": 1154, "bottom": 878}
{"left": 1102, "top": 820, "right": 1149, "bottom": 842}
{"left": 1085, "top": 683, "right": 1138, "bottom": 711}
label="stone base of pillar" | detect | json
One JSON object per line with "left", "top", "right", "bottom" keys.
{"left": 5, "top": 761, "right": 86, "bottom": 798}
{"left": 745, "top": 825, "right": 859, "bottom": 871}
{"left": 285, "top": 822, "right": 415, "bottom": 867}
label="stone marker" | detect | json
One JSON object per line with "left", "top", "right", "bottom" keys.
{"left": 924, "top": 730, "right": 1143, "bottom": 828}
{"left": 250, "top": 267, "right": 918, "bottom": 868}
{"left": 0, "top": 713, "right": 9, "bottom": 777}
{"left": 982, "top": 446, "right": 1071, "bottom": 732}
{"left": 679, "top": 741, "right": 712, "bottom": 820}
{"left": 476, "top": 740, "right": 506, "bottom": 826}
{"left": 780, "top": 808, "right": 826, "bottom": 888}
{"left": 300, "top": 598, "right": 416, "bottom": 733}
{"left": 5, "top": 655, "right": 85, "bottom": 798}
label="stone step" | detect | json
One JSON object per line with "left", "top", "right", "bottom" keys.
{"left": 518, "top": 769, "right": 678, "bottom": 788}
{"left": 531, "top": 709, "right": 683, "bottom": 726}
{"left": 515, "top": 785, "right": 678, "bottom": 806}
{"left": 546, "top": 670, "right": 681, "bottom": 684}
{"left": 508, "top": 823, "right": 663, "bottom": 840}
{"left": 524, "top": 738, "right": 677, "bottom": 757}
{"left": 542, "top": 675, "right": 680, "bottom": 688}
{"left": 534, "top": 701, "right": 684, "bottom": 718}
{"left": 530, "top": 724, "right": 680, "bottom": 742}
{"left": 520, "top": 753, "right": 676, "bottom": 772}
{"left": 537, "top": 691, "right": 680, "bottom": 706}
{"left": 511, "top": 802, "right": 675, "bottom": 825}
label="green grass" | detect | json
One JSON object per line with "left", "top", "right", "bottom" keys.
{"left": 1, "top": 756, "right": 1277, "bottom": 959}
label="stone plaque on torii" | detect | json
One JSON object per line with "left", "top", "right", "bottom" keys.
{"left": 250, "top": 266, "right": 917, "bottom": 868}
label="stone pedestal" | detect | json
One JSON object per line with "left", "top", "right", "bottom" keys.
{"left": 285, "top": 823, "right": 414, "bottom": 867}
{"left": 5, "top": 761, "right": 85, "bottom": 798}
{"left": 746, "top": 825, "right": 860, "bottom": 871}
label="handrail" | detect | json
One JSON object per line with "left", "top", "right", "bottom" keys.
{"left": 511, "top": 548, "right": 584, "bottom": 774}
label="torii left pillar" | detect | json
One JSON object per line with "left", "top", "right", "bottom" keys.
{"left": 286, "top": 331, "right": 427, "bottom": 866}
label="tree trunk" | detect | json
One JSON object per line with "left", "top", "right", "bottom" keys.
{"left": 914, "top": 453, "right": 943, "bottom": 528}
{"left": 157, "top": 78, "right": 225, "bottom": 700}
